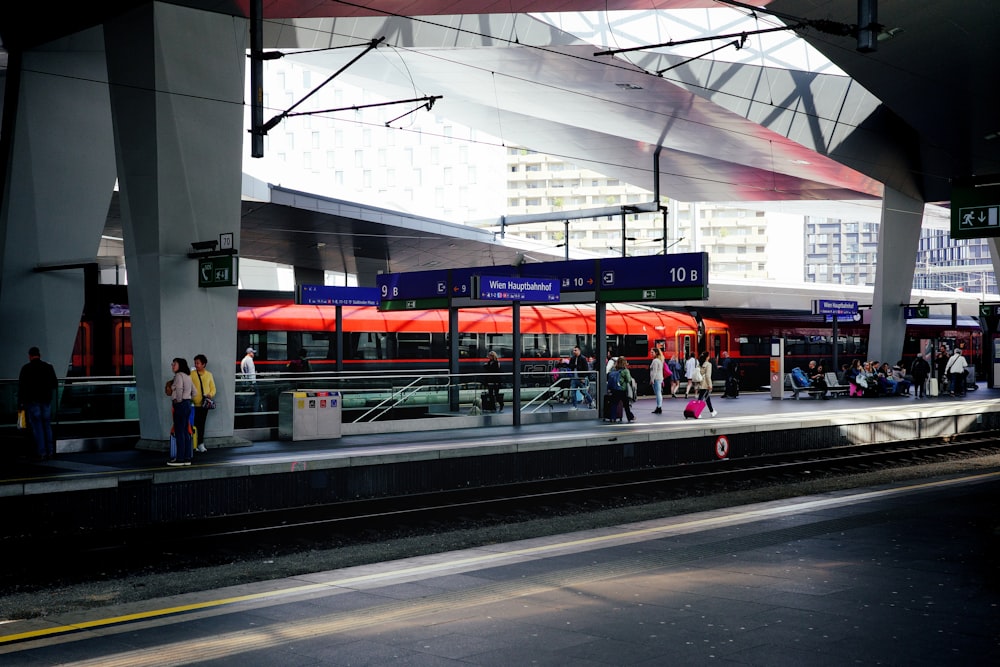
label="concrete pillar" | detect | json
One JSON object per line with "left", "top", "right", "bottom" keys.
{"left": 0, "top": 28, "right": 117, "bottom": 380}
{"left": 868, "top": 187, "right": 924, "bottom": 364}
{"left": 104, "top": 3, "right": 247, "bottom": 446}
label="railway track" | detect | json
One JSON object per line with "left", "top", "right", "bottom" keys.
{"left": 3, "top": 435, "right": 998, "bottom": 599}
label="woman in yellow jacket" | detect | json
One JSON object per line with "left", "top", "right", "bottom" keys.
{"left": 190, "top": 353, "right": 217, "bottom": 453}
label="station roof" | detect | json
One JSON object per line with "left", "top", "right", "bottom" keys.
{"left": 3, "top": 1, "right": 997, "bottom": 276}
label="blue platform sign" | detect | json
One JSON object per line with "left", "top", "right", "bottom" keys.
{"left": 600, "top": 253, "right": 707, "bottom": 289}
{"left": 520, "top": 259, "right": 598, "bottom": 292}
{"left": 377, "top": 269, "right": 449, "bottom": 300}
{"left": 452, "top": 266, "right": 518, "bottom": 299}
{"left": 300, "top": 285, "right": 380, "bottom": 306}
{"left": 476, "top": 275, "right": 561, "bottom": 302}
{"left": 812, "top": 299, "right": 858, "bottom": 316}
{"left": 377, "top": 269, "right": 452, "bottom": 310}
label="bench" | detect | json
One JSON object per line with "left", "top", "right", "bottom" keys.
{"left": 825, "top": 372, "right": 851, "bottom": 397}
{"left": 786, "top": 373, "right": 827, "bottom": 400}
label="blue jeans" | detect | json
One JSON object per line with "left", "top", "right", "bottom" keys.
{"left": 570, "top": 378, "right": 590, "bottom": 407}
{"left": 172, "top": 399, "right": 193, "bottom": 461}
{"left": 26, "top": 402, "right": 54, "bottom": 458}
{"left": 653, "top": 379, "right": 663, "bottom": 408}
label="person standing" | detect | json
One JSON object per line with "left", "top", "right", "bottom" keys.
{"left": 666, "top": 353, "right": 682, "bottom": 398}
{"left": 190, "top": 354, "right": 216, "bottom": 452}
{"left": 482, "top": 350, "right": 504, "bottom": 412}
{"left": 241, "top": 347, "right": 257, "bottom": 382}
{"left": 683, "top": 351, "right": 698, "bottom": 399}
{"left": 945, "top": 347, "right": 968, "bottom": 397}
{"left": 610, "top": 356, "right": 636, "bottom": 422}
{"left": 568, "top": 345, "right": 590, "bottom": 410}
{"left": 697, "top": 351, "right": 718, "bottom": 417}
{"left": 167, "top": 358, "right": 195, "bottom": 466}
{"left": 241, "top": 346, "right": 259, "bottom": 411}
{"left": 649, "top": 348, "right": 665, "bottom": 414}
{"left": 909, "top": 354, "right": 930, "bottom": 398}
{"left": 18, "top": 346, "right": 58, "bottom": 461}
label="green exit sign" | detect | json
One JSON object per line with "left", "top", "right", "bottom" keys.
{"left": 951, "top": 177, "right": 1000, "bottom": 239}
{"left": 198, "top": 255, "right": 238, "bottom": 287}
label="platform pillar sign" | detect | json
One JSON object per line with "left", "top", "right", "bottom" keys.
{"left": 769, "top": 338, "right": 785, "bottom": 399}
{"left": 198, "top": 255, "right": 238, "bottom": 287}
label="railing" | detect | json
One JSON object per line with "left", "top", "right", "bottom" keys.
{"left": 0, "top": 368, "right": 602, "bottom": 438}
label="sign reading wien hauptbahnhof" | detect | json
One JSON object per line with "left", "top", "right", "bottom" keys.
{"left": 376, "top": 253, "right": 709, "bottom": 311}
{"left": 951, "top": 177, "right": 1000, "bottom": 239}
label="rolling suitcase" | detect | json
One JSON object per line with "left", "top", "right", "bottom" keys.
{"left": 683, "top": 399, "right": 707, "bottom": 419}
{"left": 927, "top": 378, "right": 938, "bottom": 397}
{"left": 481, "top": 391, "right": 497, "bottom": 412}
{"left": 603, "top": 393, "right": 623, "bottom": 422}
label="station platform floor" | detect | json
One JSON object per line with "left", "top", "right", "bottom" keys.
{"left": 4, "top": 389, "right": 1000, "bottom": 489}
{"left": 3, "top": 461, "right": 999, "bottom": 664}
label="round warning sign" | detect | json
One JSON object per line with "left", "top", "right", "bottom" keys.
{"left": 715, "top": 435, "right": 730, "bottom": 460}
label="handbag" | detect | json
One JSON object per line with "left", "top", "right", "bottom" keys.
{"left": 692, "top": 366, "right": 703, "bottom": 383}
{"left": 16, "top": 409, "right": 26, "bottom": 430}
{"left": 196, "top": 372, "right": 216, "bottom": 409}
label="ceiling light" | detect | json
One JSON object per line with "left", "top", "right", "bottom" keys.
{"left": 615, "top": 83, "right": 642, "bottom": 90}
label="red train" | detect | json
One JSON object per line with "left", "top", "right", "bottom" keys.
{"left": 72, "top": 286, "right": 983, "bottom": 391}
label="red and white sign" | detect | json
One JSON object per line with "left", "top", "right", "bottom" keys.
{"left": 715, "top": 435, "right": 730, "bottom": 460}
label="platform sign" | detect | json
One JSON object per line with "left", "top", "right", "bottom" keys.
{"left": 377, "top": 269, "right": 449, "bottom": 310}
{"left": 951, "top": 178, "right": 1000, "bottom": 239}
{"left": 905, "top": 305, "right": 930, "bottom": 319}
{"left": 598, "top": 252, "right": 708, "bottom": 302}
{"left": 811, "top": 299, "right": 858, "bottom": 316}
{"left": 520, "top": 259, "right": 598, "bottom": 293}
{"left": 452, "top": 266, "right": 518, "bottom": 300}
{"left": 300, "top": 285, "right": 380, "bottom": 306}
{"left": 198, "top": 255, "right": 238, "bottom": 287}
{"left": 475, "top": 275, "right": 560, "bottom": 302}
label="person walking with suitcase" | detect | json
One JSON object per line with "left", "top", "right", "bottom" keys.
{"left": 696, "top": 351, "right": 718, "bottom": 417}
{"left": 606, "top": 356, "right": 636, "bottom": 422}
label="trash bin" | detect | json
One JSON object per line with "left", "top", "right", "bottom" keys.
{"left": 279, "top": 390, "right": 342, "bottom": 441}
{"left": 123, "top": 386, "right": 139, "bottom": 420}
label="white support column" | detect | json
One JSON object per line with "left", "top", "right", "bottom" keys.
{"left": 869, "top": 187, "right": 925, "bottom": 364}
{"left": 105, "top": 2, "right": 247, "bottom": 446}
{"left": 0, "top": 28, "right": 117, "bottom": 379}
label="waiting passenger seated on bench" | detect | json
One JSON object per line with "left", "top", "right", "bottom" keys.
{"left": 807, "top": 361, "right": 829, "bottom": 399}
{"left": 788, "top": 365, "right": 824, "bottom": 399}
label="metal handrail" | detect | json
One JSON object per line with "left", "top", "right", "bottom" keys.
{"left": 353, "top": 375, "right": 434, "bottom": 422}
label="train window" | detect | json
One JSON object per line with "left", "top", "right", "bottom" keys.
{"left": 605, "top": 335, "right": 621, "bottom": 358}
{"left": 397, "top": 332, "right": 433, "bottom": 359}
{"left": 352, "top": 332, "right": 385, "bottom": 360}
{"left": 621, "top": 335, "right": 648, "bottom": 358}
{"left": 558, "top": 334, "right": 593, "bottom": 358}
{"left": 300, "top": 332, "right": 333, "bottom": 361}
{"left": 521, "top": 333, "right": 551, "bottom": 358}
{"left": 485, "top": 334, "right": 513, "bottom": 358}
{"left": 265, "top": 331, "right": 288, "bottom": 361}
{"left": 457, "top": 332, "right": 479, "bottom": 359}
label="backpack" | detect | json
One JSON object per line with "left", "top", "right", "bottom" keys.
{"left": 791, "top": 367, "right": 812, "bottom": 387}
{"left": 608, "top": 369, "right": 623, "bottom": 391}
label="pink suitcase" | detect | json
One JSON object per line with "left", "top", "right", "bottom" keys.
{"left": 683, "top": 399, "right": 707, "bottom": 419}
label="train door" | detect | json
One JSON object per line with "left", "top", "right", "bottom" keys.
{"left": 71, "top": 322, "right": 92, "bottom": 376}
{"left": 675, "top": 328, "right": 696, "bottom": 362}
{"left": 707, "top": 329, "right": 729, "bottom": 361}
{"left": 112, "top": 319, "right": 133, "bottom": 376}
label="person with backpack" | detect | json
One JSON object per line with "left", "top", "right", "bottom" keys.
{"left": 606, "top": 356, "right": 635, "bottom": 422}
{"left": 910, "top": 354, "right": 930, "bottom": 398}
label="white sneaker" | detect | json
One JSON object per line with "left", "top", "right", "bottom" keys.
{"left": 710, "top": 410, "right": 718, "bottom": 417}
{"left": 196, "top": 445, "right": 207, "bottom": 453}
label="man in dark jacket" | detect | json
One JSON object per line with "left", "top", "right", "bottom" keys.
{"left": 18, "top": 346, "right": 58, "bottom": 460}
{"left": 569, "top": 346, "right": 592, "bottom": 409}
